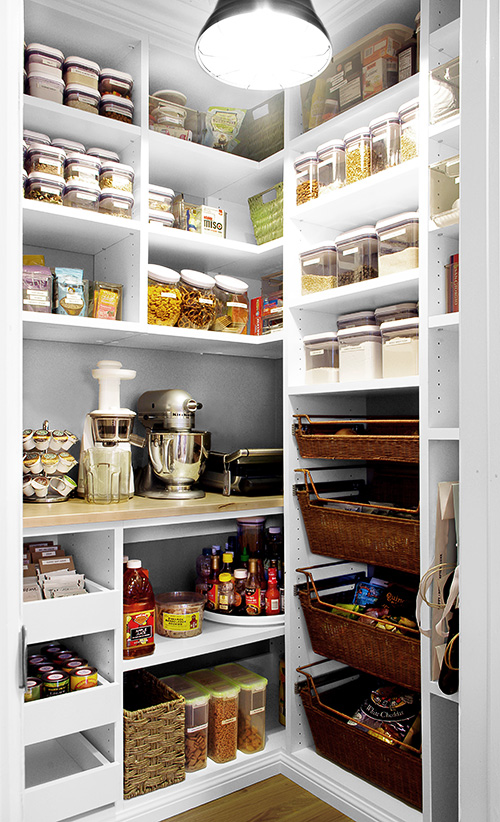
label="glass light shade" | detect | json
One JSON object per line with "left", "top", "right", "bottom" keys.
{"left": 195, "top": 1, "right": 332, "bottom": 90}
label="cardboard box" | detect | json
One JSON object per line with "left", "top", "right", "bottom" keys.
{"left": 363, "top": 56, "right": 398, "bottom": 100}
{"left": 362, "top": 35, "right": 403, "bottom": 64}
{"left": 30, "top": 548, "right": 65, "bottom": 562}
{"left": 250, "top": 297, "right": 263, "bottom": 336}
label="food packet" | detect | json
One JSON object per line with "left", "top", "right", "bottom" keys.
{"left": 348, "top": 684, "right": 420, "bottom": 748}
{"left": 53, "top": 268, "right": 88, "bottom": 317}
{"left": 22, "top": 265, "right": 53, "bottom": 313}
{"left": 204, "top": 106, "right": 246, "bottom": 151}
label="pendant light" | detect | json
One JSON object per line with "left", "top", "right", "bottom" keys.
{"left": 195, "top": 0, "right": 332, "bottom": 91}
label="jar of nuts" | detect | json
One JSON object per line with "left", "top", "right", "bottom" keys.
{"left": 25, "top": 172, "right": 65, "bottom": 205}
{"left": 178, "top": 270, "right": 216, "bottom": 330}
{"left": 25, "top": 145, "right": 66, "bottom": 177}
{"left": 99, "top": 162, "right": 134, "bottom": 194}
{"left": 147, "top": 264, "right": 182, "bottom": 326}
{"left": 399, "top": 98, "right": 419, "bottom": 162}
{"left": 336, "top": 225, "right": 379, "bottom": 286}
{"left": 369, "top": 112, "right": 400, "bottom": 174}
{"left": 317, "top": 139, "right": 345, "bottom": 195}
{"left": 211, "top": 274, "right": 249, "bottom": 334}
{"left": 99, "top": 93, "right": 134, "bottom": 124}
{"left": 300, "top": 243, "right": 338, "bottom": 295}
{"left": 294, "top": 151, "right": 319, "bottom": 205}
{"left": 344, "top": 127, "right": 372, "bottom": 184}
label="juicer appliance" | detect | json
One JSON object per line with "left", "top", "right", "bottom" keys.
{"left": 135, "top": 388, "right": 210, "bottom": 499}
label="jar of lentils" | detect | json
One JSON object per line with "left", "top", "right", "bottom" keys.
{"left": 294, "top": 152, "right": 318, "bottom": 205}
{"left": 344, "top": 128, "right": 372, "bottom": 184}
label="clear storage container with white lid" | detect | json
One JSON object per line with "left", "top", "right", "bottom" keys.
{"left": 100, "top": 94, "right": 134, "bottom": 124}
{"left": 344, "top": 127, "right": 372, "bottom": 184}
{"left": 337, "top": 309, "right": 376, "bottom": 330}
{"left": 98, "top": 188, "right": 134, "bottom": 219}
{"left": 64, "top": 153, "right": 101, "bottom": 185}
{"left": 316, "top": 139, "right": 345, "bottom": 195}
{"left": 149, "top": 185, "right": 175, "bottom": 212}
{"left": 294, "top": 151, "right": 318, "bottom": 205}
{"left": 25, "top": 172, "right": 64, "bottom": 205}
{"left": 28, "top": 72, "right": 64, "bottom": 104}
{"left": 381, "top": 317, "right": 419, "bottom": 377}
{"left": 64, "top": 83, "right": 100, "bottom": 113}
{"left": 369, "top": 112, "right": 400, "bottom": 174}
{"left": 25, "top": 43, "right": 64, "bottom": 73}
{"left": 147, "top": 265, "right": 181, "bottom": 326}
{"left": 185, "top": 668, "right": 240, "bottom": 764}
{"left": 99, "top": 162, "right": 134, "bottom": 193}
{"left": 300, "top": 243, "right": 337, "bottom": 294}
{"left": 151, "top": 102, "right": 187, "bottom": 127}
{"left": 374, "top": 302, "right": 418, "bottom": 324}
{"left": 336, "top": 225, "right": 379, "bottom": 286}
{"left": 26, "top": 145, "right": 66, "bottom": 177}
{"left": 338, "top": 325, "right": 382, "bottom": 382}
{"left": 303, "top": 332, "right": 339, "bottom": 384}
{"left": 376, "top": 212, "right": 419, "bottom": 276}
{"left": 99, "top": 68, "right": 133, "bottom": 97}
{"left": 212, "top": 274, "right": 249, "bottom": 334}
{"left": 148, "top": 211, "right": 175, "bottom": 228}
{"left": 178, "top": 270, "right": 217, "bottom": 330}
{"left": 430, "top": 56, "right": 459, "bottom": 124}
{"left": 430, "top": 155, "right": 460, "bottom": 226}
{"left": 215, "top": 662, "right": 268, "bottom": 754}
{"left": 63, "top": 56, "right": 100, "bottom": 89}
{"left": 161, "top": 675, "right": 209, "bottom": 772}
{"left": 52, "top": 138, "right": 86, "bottom": 154}
{"left": 23, "top": 129, "right": 51, "bottom": 147}
{"left": 63, "top": 181, "right": 100, "bottom": 211}
{"left": 87, "top": 147, "right": 120, "bottom": 163}
{"left": 399, "top": 98, "right": 419, "bottom": 161}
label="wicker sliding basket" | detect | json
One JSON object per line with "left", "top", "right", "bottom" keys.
{"left": 248, "top": 182, "right": 283, "bottom": 245}
{"left": 293, "top": 416, "right": 419, "bottom": 462}
{"left": 297, "top": 661, "right": 422, "bottom": 809}
{"left": 296, "top": 564, "right": 420, "bottom": 691}
{"left": 123, "top": 670, "right": 185, "bottom": 800}
{"left": 295, "top": 468, "right": 420, "bottom": 574}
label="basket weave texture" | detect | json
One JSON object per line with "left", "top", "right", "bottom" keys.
{"left": 123, "top": 670, "right": 185, "bottom": 799}
{"left": 293, "top": 416, "right": 419, "bottom": 462}
{"left": 248, "top": 183, "right": 283, "bottom": 244}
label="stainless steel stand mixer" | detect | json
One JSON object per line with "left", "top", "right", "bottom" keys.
{"left": 135, "top": 389, "right": 211, "bottom": 499}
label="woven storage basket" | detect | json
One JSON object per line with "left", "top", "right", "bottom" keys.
{"left": 293, "top": 416, "right": 419, "bottom": 462}
{"left": 297, "top": 565, "right": 420, "bottom": 691}
{"left": 123, "top": 670, "right": 185, "bottom": 799}
{"left": 297, "top": 662, "right": 422, "bottom": 809}
{"left": 248, "top": 182, "right": 283, "bottom": 245}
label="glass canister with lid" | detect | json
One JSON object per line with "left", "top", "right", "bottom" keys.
{"left": 98, "top": 189, "right": 134, "bottom": 219}
{"left": 316, "top": 139, "right": 345, "bottom": 195}
{"left": 23, "top": 129, "right": 51, "bottom": 148}
{"left": 147, "top": 264, "right": 182, "bottom": 326}
{"left": 369, "top": 112, "right": 400, "bottom": 174}
{"left": 99, "top": 68, "right": 133, "bottom": 98}
{"left": 338, "top": 325, "right": 383, "bottom": 382}
{"left": 300, "top": 243, "right": 337, "bottom": 294}
{"left": 375, "top": 212, "right": 419, "bottom": 276}
{"left": 64, "top": 83, "right": 100, "bottom": 114}
{"left": 148, "top": 212, "right": 175, "bottom": 229}
{"left": 178, "top": 270, "right": 217, "bottom": 330}
{"left": 52, "top": 137, "right": 86, "bottom": 154}
{"left": 336, "top": 225, "right": 379, "bottom": 286}
{"left": 100, "top": 94, "right": 134, "bottom": 124}
{"left": 87, "top": 147, "right": 120, "bottom": 163}
{"left": 149, "top": 185, "right": 175, "bottom": 213}
{"left": 374, "top": 302, "right": 419, "bottom": 325}
{"left": 381, "top": 317, "right": 419, "bottom": 377}
{"left": 99, "top": 162, "right": 134, "bottom": 193}
{"left": 25, "top": 145, "right": 66, "bottom": 177}
{"left": 303, "top": 331, "right": 339, "bottom": 383}
{"left": 63, "top": 181, "right": 100, "bottom": 211}
{"left": 344, "top": 127, "right": 372, "bottom": 184}
{"left": 64, "top": 153, "right": 101, "bottom": 185}
{"left": 294, "top": 152, "right": 318, "bottom": 205}
{"left": 337, "top": 310, "right": 377, "bottom": 330}
{"left": 399, "top": 98, "right": 419, "bottom": 161}
{"left": 63, "top": 56, "right": 100, "bottom": 89}
{"left": 25, "top": 42, "right": 64, "bottom": 76}
{"left": 211, "top": 275, "right": 249, "bottom": 333}
{"left": 25, "top": 172, "right": 64, "bottom": 205}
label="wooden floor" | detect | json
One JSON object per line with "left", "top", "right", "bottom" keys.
{"left": 165, "top": 775, "right": 355, "bottom": 822}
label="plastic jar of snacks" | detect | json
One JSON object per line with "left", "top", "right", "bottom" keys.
{"left": 87, "top": 147, "right": 120, "bottom": 163}
{"left": 27, "top": 72, "right": 64, "bottom": 104}
{"left": 212, "top": 275, "right": 249, "bottom": 333}
{"left": 186, "top": 669, "right": 240, "bottom": 764}
{"left": 155, "top": 592, "right": 205, "bottom": 638}
{"left": 338, "top": 325, "right": 382, "bottom": 382}
{"left": 25, "top": 42, "right": 64, "bottom": 76}
{"left": 178, "top": 270, "right": 217, "bottom": 330}
{"left": 294, "top": 152, "right": 318, "bottom": 205}
{"left": 148, "top": 212, "right": 175, "bottom": 229}
{"left": 303, "top": 332, "right": 339, "bottom": 384}
{"left": 376, "top": 212, "right": 419, "bottom": 276}
{"left": 63, "top": 56, "right": 100, "bottom": 89}
{"left": 215, "top": 663, "right": 268, "bottom": 755}
{"left": 52, "top": 138, "right": 85, "bottom": 154}
{"left": 300, "top": 243, "right": 337, "bottom": 294}
{"left": 337, "top": 310, "right": 377, "bottom": 330}
{"left": 98, "top": 189, "right": 134, "bottom": 219}
{"left": 336, "top": 225, "right": 379, "bottom": 286}
{"left": 161, "top": 675, "right": 209, "bottom": 772}
{"left": 64, "top": 153, "right": 101, "bottom": 185}
{"left": 344, "top": 127, "right": 372, "bottom": 184}
{"left": 64, "top": 83, "right": 100, "bottom": 114}
{"left": 149, "top": 184, "right": 175, "bottom": 212}
{"left": 99, "top": 162, "right": 134, "bottom": 193}
{"left": 375, "top": 302, "right": 419, "bottom": 325}
{"left": 316, "top": 139, "right": 345, "bottom": 195}
{"left": 147, "top": 264, "right": 182, "bottom": 326}
{"left": 99, "top": 68, "right": 133, "bottom": 97}
{"left": 369, "top": 112, "right": 400, "bottom": 174}
{"left": 26, "top": 145, "right": 66, "bottom": 177}
{"left": 63, "top": 181, "right": 100, "bottom": 211}
{"left": 100, "top": 93, "right": 134, "bottom": 124}
{"left": 381, "top": 317, "right": 419, "bottom": 377}
{"left": 399, "top": 98, "right": 419, "bottom": 161}
{"left": 25, "top": 172, "right": 64, "bottom": 205}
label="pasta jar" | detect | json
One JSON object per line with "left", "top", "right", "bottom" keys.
{"left": 344, "top": 127, "right": 372, "bottom": 184}
{"left": 294, "top": 152, "right": 318, "bottom": 205}
{"left": 316, "top": 139, "right": 345, "bottom": 195}
{"left": 212, "top": 274, "right": 249, "bottom": 334}
{"left": 369, "top": 112, "right": 400, "bottom": 174}
{"left": 64, "top": 153, "right": 101, "bottom": 185}
{"left": 399, "top": 98, "right": 419, "bottom": 162}
{"left": 100, "top": 93, "right": 134, "bottom": 124}
{"left": 98, "top": 189, "right": 134, "bottom": 219}
{"left": 99, "top": 68, "right": 133, "bottom": 98}
{"left": 178, "top": 270, "right": 216, "bottom": 330}
{"left": 149, "top": 184, "right": 175, "bottom": 212}
{"left": 63, "top": 181, "right": 100, "bottom": 211}
{"left": 300, "top": 243, "right": 337, "bottom": 294}
{"left": 63, "top": 56, "right": 100, "bottom": 90}
{"left": 375, "top": 212, "right": 419, "bottom": 276}
{"left": 99, "top": 162, "right": 134, "bottom": 193}
{"left": 336, "top": 225, "right": 379, "bottom": 286}
{"left": 64, "top": 83, "right": 100, "bottom": 114}
{"left": 147, "top": 264, "right": 182, "bottom": 326}
{"left": 25, "top": 172, "right": 64, "bottom": 205}
{"left": 25, "top": 145, "right": 66, "bottom": 177}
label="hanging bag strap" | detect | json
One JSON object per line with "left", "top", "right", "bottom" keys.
{"left": 416, "top": 563, "right": 456, "bottom": 637}
{"left": 435, "top": 565, "right": 460, "bottom": 637}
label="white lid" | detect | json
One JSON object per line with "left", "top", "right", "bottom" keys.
{"left": 369, "top": 112, "right": 400, "bottom": 129}
{"left": 338, "top": 310, "right": 376, "bottom": 323}
{"left": 127, "top": 559, "right": 142, "bottom": 569}
{"left": 317, "top": 139, "right": 345, "bottom": 157}
{"left": 180, "top": 269, "right": 215, "bottom": 289}
{"left": 99, "top": 161, "right": 135, "bottom": 176}
{"left": 65, "top": 152, "right": 101, "bottom": 168}
{"left": 151, "top": 88, "right": 187, "bottom": 106}
{"left": 64, "top": 83, "right": 100, "bottom": 100}
{"left": 26, "top": 42, "right": 64, "bottom": 62}
{"left": 303, "top": 331, "right": 338, "bottom": 344}
{"left": 398, "top": 98, "right": 419, "bottom": 116}
{"left": 148, "top": 212, "right": 175, "bottom": 225}
{"left": 148, "top": 264, "right": 180, "bottom": 284}
{"left": 99, "top": 188, "right": 134, "bottom": 204}
{"left": 27, "top": 145, "right": 66, "bottom": 161}
{"left": 344, "top": 126, "right": 371, "bottom": 142}
{"left": 380, "top": 317, "right": 420, "bottom": 332}
{"left": 27, "top": 171, "right": 64, "bottom": 186}
{"left": 294, "top": 151, "right": 318, "bottom": 169}
{"left": 23, "top": 129, "right": 51, "bottom": 145}
{"left": 214, "top": 274, "right": 248, "bottom": 294}
{"left": 336, "top": 225, "right": 378, "bottom": 244}
{"left": 63, "top": 181, "right": 100, "bottom": 194}
{"left": 100, "top": 93, "right": 134, "bottom": 110}
{"left": 300, "top": 242, "right": 337, "bottom": 257}
{"left": 52, "top": 138, "right": 86, "bottom": 153}
{"left": 100, "top": 67, "right": 133, "bottom": 83}
{"left": 374, "top": 303, "right": 418, "bottom": 318}
{"left": 234, "top": 569, "right": 248, "bottom": 579}
{"left": 375, "top": 212, "right": 419, "bottom": 232}
{"left": 149, "top": 184, "right": 175, "bottom": 198}
{"left": 87, "top": 147, "right": 120, "bottom": 162}
{"left": 64, "top": 55, "right": 100, "bottom": 73}
{"left": 338, "top": 325, "right": 382, "bottom": 338}
{"left": 28, "top": 72, "right": 65, "bottom": 88}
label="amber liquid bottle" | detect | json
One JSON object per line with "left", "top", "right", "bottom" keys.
{"left": 245, "top": 558, "right": 262, "bottom": 615}
{"left": 123, "top": 559, "right": 155, "bottom": 660}
{"left": 206, "top": 554, "right": 221, "bottom": 611}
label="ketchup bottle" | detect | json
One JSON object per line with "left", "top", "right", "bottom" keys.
{"left": 123, "top": 559, "right": 155, "bottom": 660}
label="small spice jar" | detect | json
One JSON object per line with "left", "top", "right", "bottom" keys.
{"left": 99, "top": 162, "right": 134, "bottom": 193}
{"left": 63, "top": 56, "right": 100, "bottom": 89}
{"left": 27, "top": 72, "right": 65, "bottom": 104}
{"left": 99, "top": 68, "right": 133, "bottom": 98}
{"left": 64, "top": 83, "right": 100, "bottom": 114}
{"left": 98, "top": 189, "right": 134, "bottom": 219}
{"left": 369, "top": 112, "right": 400, "bottom": 174}
{"left": 300, "top": 243, "right": 337, "bottom": 295}
{"left": 25, "top": 43, "right": 64, "bottom": 76}
{"left": 52, "top": 137, "right": 86, "bottom": 154}
{"left": 178, "top": 269, "right": 217, "bottom": 330}
{"left": 147, "top": 264, "right": 182, "bottom": 326}
{"left": 345, "top": 127, "right": 372, "bottom": 184}
{"left": 25, "top": 145, "right": 66, "bottom": 177}
{"left": 303, "top": 331, "right": 339, "bottom": 384}
{"left": 25, "top": 172, "right": 64, "bottom": 205}
{"left": 294, "top": 152, "right": 318, "bottom": 205}
{"left": 87, "top": 147, "right": 120, "bottom": 163}
{"left": 149, "top": 184, "right": 175, "bottom": 213}
{"left": 375, "top": 212, "right": 419, "bottom": 276}
{"left": 63, "top": 181, "right": 100, "bottom": 211}
{"left": 64, "top": 152, "right": 101, "bottom": 185}
{"left": 100, "top": 94, "right": 134, "bottom": 124}
{"left": 316, "top": 139, "right": 345, "bottom": 195}
{"left": 336, "top": 225, "right": 379, "bottom": 286}
{"left": 212, "top": 274, "right": 249, "bottom": 334}
{"left": 399, "top": 98, "right": 419, "bottom": 162}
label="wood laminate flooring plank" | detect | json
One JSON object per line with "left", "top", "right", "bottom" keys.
{"left": 164, "top": 775, "right": 355, "bottom": 822}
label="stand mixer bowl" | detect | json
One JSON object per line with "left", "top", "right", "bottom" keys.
{"left": 148, "top": 430, "right": 211, "bottom": 499}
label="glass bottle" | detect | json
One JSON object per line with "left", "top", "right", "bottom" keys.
{"left": 266, "top": 526, "right": 284, "bottom": 584}
{"left": 217, "top": 573, "right": 234, "bottom": 614}
{"left": 123, "top": 559, "right": 155, "bottom": 660}
{"left": 265, "top": 567, "right": 281, "bottom": 615}
{"left": 245, "top": 558, "right": 262, "bottom": 616}
{"left": 220, "top": 552, "right": 234, "bottom": 580}
{"left": 233, "top": 569, "right": 248, "bottom": 614}
{"left": 195, "top": 548, "right": 212, "bottom": 600}
{"left": 206, "top": 554, "right": 220, "bottom": 612}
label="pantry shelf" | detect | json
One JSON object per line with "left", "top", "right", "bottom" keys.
{"left": 429, "top": 312, "right": 459, "bottom": 329}
{"left": 288, "top": 376, "right": 420, "bottom": 396}
{"left": 23, "top": 580, "right": 120, "bottom": 643}
{"left": 429, "top": 220, "right": 459, "bottom": 240}
{"left": 429, "top": 115, "right": 460, "bottom": 150}
{"left": 427, "top": 428, "right": 460, "bottom": 440}
{"left": 289, "top": 270, "right": 419, "bottom": 314}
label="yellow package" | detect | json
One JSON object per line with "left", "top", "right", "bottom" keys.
{"left": 23, "top": 254, "right": 45, "bottom": 266}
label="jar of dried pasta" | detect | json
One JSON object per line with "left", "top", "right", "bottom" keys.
{"left": 98, "top": 189, "right": 134, "bottom": 219}
{"left": 99, "top": 162, "right": 134, "bottom": 194}
{"left": 149, "top": 184, "right": 175, "bottom": 213}
{"left": 64, "top": 153, "right": 101, "bottom": 185}
{"left": 294, "top": 151, "right": 318, "bottom": 205}
{"left": 345, "top": 127, "right": 372, "bottom": 184}
{"left": 211, "top": 274, "right": 249, "bottom": 333}
{"left": 147, "top": 264, "right": 181, "bottom": 326}
{"left": 25, "top": 145, "right": 66, "bottom": 177}
{"left": 25, "top": 172, "right": 64, "bottom": 205}
{"left": 178, "top": 270, "right": 216, "bottom": 330}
